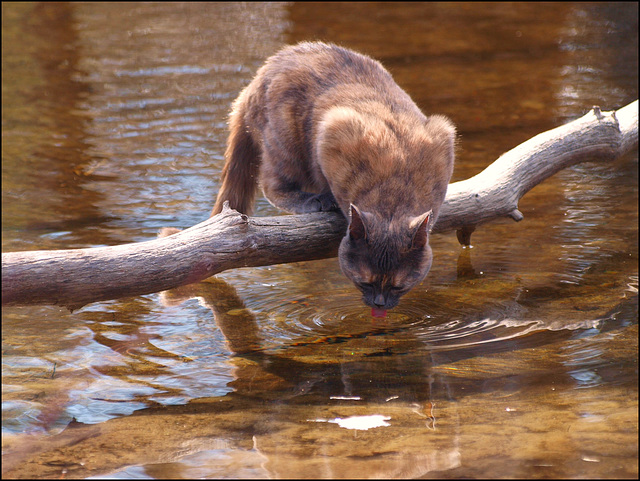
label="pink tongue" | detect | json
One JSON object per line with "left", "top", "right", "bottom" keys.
{"left": 371, "top": 307, "right": 387, "bottom": 318}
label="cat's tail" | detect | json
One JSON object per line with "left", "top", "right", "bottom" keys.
{"left": 211, "top": 100, "right": 260, "bottom": 216}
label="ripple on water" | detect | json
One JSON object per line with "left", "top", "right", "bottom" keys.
{"left": 217, "top": 255, "right": 635, "bottom": 360}
{"left": 239, "top": 283, "right": 552, "bottom": 357}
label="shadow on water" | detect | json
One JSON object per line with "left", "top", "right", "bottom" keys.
{"left": 2, "top": 1, "right": 638, "bottom": 479}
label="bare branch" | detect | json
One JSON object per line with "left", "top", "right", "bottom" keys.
{"left": 436, "top": 100, "right": 638, "bottom": 238}
{"left": 2, "top": 100, "right": 637, "bottom": 309}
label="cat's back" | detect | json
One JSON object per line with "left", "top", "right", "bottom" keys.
{"left": 240, "top": 41, "right": 421, "bottom": 141}
{"left": 250, "top": 42, "right": 414, "bottom": 109}
{"left": 262, "top": 42, "right": 392, "bottom": 86}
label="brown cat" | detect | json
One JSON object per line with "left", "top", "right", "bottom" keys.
{"left": 212, "top": 42, "right": 455, "bottom": 312}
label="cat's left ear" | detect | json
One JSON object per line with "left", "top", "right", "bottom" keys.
{"left": 348, "top": 204, "right": 368, "bottom": 242}
{"left": 409, "top": 210, "right": 432, "bottom": 249}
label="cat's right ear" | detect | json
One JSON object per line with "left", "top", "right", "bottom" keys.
{"left": 348, "top": 204, "right": 367, "bottom": 242}
{"left": 409, "top": 210, "right": 432, "bottom": 249}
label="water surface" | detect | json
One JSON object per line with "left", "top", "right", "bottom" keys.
{"left": 2, "top": 2, "right": 637, "bottom": 478}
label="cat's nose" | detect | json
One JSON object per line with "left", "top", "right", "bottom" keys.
{"left": 374, "top": 293, "right": 386, "bottom": 307}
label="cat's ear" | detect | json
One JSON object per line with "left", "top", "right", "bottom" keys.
{"left": 409, "top": 210, "right": 432, "bottom": 249}
{"left": 349, "top": 204, "right": 367, "bottom": 242}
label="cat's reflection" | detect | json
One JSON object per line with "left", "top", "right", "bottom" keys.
{"left": 159, "top": 277, "right": 262, "bottom": 355}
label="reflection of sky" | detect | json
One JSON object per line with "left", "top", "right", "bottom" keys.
{"left": 559, "top": 328, "right": 613, "bottom": 390}
{"left": 64, "top": 303, "right": 237, "bottom": 426}
{"left": 568, "top": 368, "right": 602, "bottom": 388}
{"left": 309, "top": 414, "right": 392, "bottom": 430}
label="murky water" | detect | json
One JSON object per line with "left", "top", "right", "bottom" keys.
{"left": 2, "top": 2, "right": 637, "bottom": 478}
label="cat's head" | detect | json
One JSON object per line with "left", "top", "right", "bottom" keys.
{"left": 338, "top": 204, "right": 433, "bottom": 310}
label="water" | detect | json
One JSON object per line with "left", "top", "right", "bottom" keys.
{"left": 2, "top": 2, "right": 637, "bottom": 478}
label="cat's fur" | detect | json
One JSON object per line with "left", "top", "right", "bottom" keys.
{"left": 212, "top": 42, "right": 455, "bottom": 310}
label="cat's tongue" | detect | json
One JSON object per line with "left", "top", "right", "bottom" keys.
{"left": 371, "top": 307, "right": 387, "bottom": 318}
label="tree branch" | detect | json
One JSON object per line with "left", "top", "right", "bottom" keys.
{"left": 2, "top": 100, "right": 637, "bottom": 309}
{"left": 438, "top": 101, "right": 638, "bottom": 238}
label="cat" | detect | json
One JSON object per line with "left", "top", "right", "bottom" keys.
{"left": 211, "top": 41, "right": 455, "bottom": 312}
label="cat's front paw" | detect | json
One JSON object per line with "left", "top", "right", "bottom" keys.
{"left": 304, "top": 192, "right": 339, "bottom": 212}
